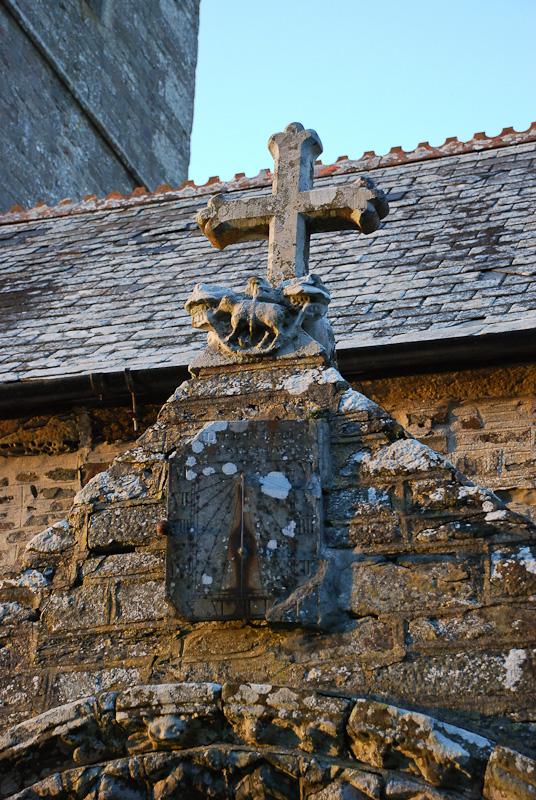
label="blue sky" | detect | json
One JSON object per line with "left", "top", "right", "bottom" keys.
{"left": 189, "top": 0, "right": 535, "bottom": 184}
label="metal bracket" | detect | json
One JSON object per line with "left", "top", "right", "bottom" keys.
{"left": 124, "top": 368, "right": 139, "bottom": 432}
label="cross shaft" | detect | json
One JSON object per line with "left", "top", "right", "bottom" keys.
{"left": 197, "top": 122, "right": 389, "bottom": 286}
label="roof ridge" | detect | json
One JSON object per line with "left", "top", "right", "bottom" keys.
{"left": 1, "top": 121, "right": 534, "bottom": 225}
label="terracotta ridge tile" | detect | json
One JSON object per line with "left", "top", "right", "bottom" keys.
{"left": 1, "top": 121, "right": 534, "bottom": 225}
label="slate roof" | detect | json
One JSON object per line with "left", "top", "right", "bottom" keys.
{"left": 0, "top": 124, "right": 535, "bottom": 387}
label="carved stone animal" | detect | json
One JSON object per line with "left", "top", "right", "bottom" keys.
{"left": 216, "top": 294, "right": 292, "bottom": 352}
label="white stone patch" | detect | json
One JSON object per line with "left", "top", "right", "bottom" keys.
{"left": 492, "top": 547, "right": 536, "bottom": 579}
{"left": 282, "top": 371, "right": 316, "bottom": 396}
{"left": 518, "top": 546, "right": 536, "bottom": 575}
{"left": 74, "top": 472, "right": 145, "bottom": 505}
{"left": 201, "top": 574, "right": 213, "bottom": 586}
{"left": 428, "top": 487, "right": 445, "bottom": 502}
{"left": 191, "top": 421, "right": 229, "bottom": 453}
{"left": 338, "top": 388, "right": 379, "bottom": 415}
{"left": 260, "top": 471, "right": 292, "bottom": 500}
{"left": 185, "top": 470, "right": 197, "bottom": 481}
{"left": 267, "top": 539, "right": 278, "bottom": 550}
{"left": 282, "top": 520, "right": 296, "bottom": 538}
{"left": 26, "top": 519, "right": 72, "bottom": 554}
{"left": 222, "top": 462, "right": 238, "bottom": 475}
{"left": 367, "top": 487, "right": 389, "bottom": 505}
{"left": 485, "top": 509, "right": 509, "bottom": 522}
{"left": 185, "top": 456, "right": 197, "bottom": 467}
{"left": 318, "top": 366, "right": 345, "bottom": 385}
{"left": 458, "top": 485, "right": 483, "bottom": 499}
{"left": 18, "top": 569, "right": 49, "bottom": 589}
{"left": 482, "top": 500, "right": 495, "bottom": 513}
{"left": 362, "top": 438, "right": 449, "bottom": 476}
{"left": 202, "top": 467, "right": 216, "bottom": 476}
{"left": 504, "top": 648, "right": 526, "bottom": 690}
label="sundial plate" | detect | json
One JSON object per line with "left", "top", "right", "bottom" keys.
{"left": 166, "top": 419, "right": 326, "bottom": 622}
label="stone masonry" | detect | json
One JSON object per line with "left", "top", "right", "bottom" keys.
{"left": 0, "top": 358, "right": 535, "bottom": 796}
{"left": 2, "top": 363, "right": 535, "bottom": 572}
{"left": 0, "top": 0, "right": 199, "bottom": 211}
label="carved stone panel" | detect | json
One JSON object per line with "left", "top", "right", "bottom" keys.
{"left": 166, "top": 420, "right": 327, "bottom": 622}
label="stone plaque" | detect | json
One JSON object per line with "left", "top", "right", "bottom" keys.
{"left": 166, "top": 420, "right": 326, "bottom": 622}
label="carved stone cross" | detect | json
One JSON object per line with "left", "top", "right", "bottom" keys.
{"left": 197, "top": 122, "right": 389, "bottom": 285}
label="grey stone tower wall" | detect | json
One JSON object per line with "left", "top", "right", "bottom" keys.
{"left": 0, "top": 0, "right": 199, "bottom": 211}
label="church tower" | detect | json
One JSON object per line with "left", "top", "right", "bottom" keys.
{"left": 0, "top": 0, "right": 199, "bottom": 211}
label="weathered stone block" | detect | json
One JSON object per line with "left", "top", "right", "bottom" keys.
{"left": 87, "top": 503, "right": 164, "bottom": 551}
{"left": 360, "top": 439, "right": 453, "bottom": 482}
{"left": 373, "top": 649, "right": 536, "bottom": 713}
{"left": 235, "top": 764, "right": 300, "bottom": 799}
{"left": 483, "top": 745, "right": 536, "bottom": 799}
{"left": 326, "top": 489, "right": 370, "bottom": 523}
{"left": 407, "top": 605, "right": 535, "bottom": 649}
{"left": 35, "top": 626, "right": 169, "bottom": 668}
{"left": 347, "top": 699, "right": 492, "bottom": 791}
{"left": 309, "top": 780, "right": 370, "bottom": 799}
{"left": 75, "top": 461, "right": 165, "bottom": 507}
{"left": 383, "top": 775, "right": 463, "bottom": 798}
{"left": 81, "top": 552, "right": 164, "bottom": 580}
{"left": 490, "top": 546, "right": 536, "bottom": 599}
{"left": 350, "top": 557, "right": 478, "bottom": 616}
{"left": 49, "top": 667, "right": 141, "bottom": 707}
{"left": 42, "top": 585, "right": 108, "bottom": 633}
{"left": 112, "top": 579, "right": 168, "bottom": 624}
{"left": 24, "top": 519, "right": 73, "bottom": 556}
{"left": 222, "top": 683, "right": 350, "bottom": 756}
{"left": 348, "top": 502, "right": 402, "bottom": 547}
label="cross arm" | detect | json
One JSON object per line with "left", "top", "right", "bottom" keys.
{"left": 196, "top": 192, "right": 275, "bottom": 250}
{"left": 300, "top": 177, "right": 389, "bottom": 235}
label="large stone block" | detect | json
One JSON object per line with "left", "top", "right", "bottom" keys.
{"left": 359, "top": 439, "right": 453, "bottom": 482}
{"left": 373, "top": 649, "right": 536, "bottom": 713}
{"left": 490, "top": 546, "right": 536, "bottom": 599}
{"left": 42, "top": 585, "right": 108, "bottom": 633}
{"left": 87, "top": 503, "right": 164, "bottom": 551}
{"left": 407, "top": 605, "right": 535, "bottom": 649}
{"left": 49, "top": 667, "right": 141, "bottom": 707}
{"left": 350, "top": 557, "right": 478, "bottom": 616}
{"left": 347, "top": 699, "right": 491, "bottom": 792}
{"left": 81, "top": 551, "right": 165, "bottom": 580}
{"left": 35, "top": 626, "right": 168, "bottom": 668}
{"left": 483, "top": 745, "right": 536, "bottom": 799}
{"left": 222, "top": 683, "right": 350, "bottom": 756}
{"left": 111, "top": 579, "right": 168, "bottom": 624}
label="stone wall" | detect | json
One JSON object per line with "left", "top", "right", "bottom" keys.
{"left": 1, "top": 363, "right": 534, "bottom": 573}
{"left": 1, "top": 362, "right": 535, "bottom": 746}
{"left": 0, "top": 0, "right": 199, "bottom": 211}
{"left": 359, "top": 363, "right": 536, "bottom": 523}
{"left": 1, "top": 358, "right": 535, "bottom": 795}
{"left": 0, "top": 406, "right": 158, "bottom": 572}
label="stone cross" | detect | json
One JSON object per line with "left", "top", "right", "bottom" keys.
{"left": 197, "top": 122, "right": 389, "bottom": 285}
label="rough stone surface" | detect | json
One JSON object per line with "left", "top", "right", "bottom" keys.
{"left": 483, "top": 745, "right": 536, "bottom": 799}
{"left": 0, "top": 361, "right": 535, "bottom": 740}
{"left": 347, "top": 699, "right": 492, "bottom": 792}
{"left": 0, "top": 683, "right": 534, "bottom": 799}
{"left": 222, "top": 682, "right": 351, "bottom": 756}
{"left": 0, "top": 0, "right": 199, "bottom": 210}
